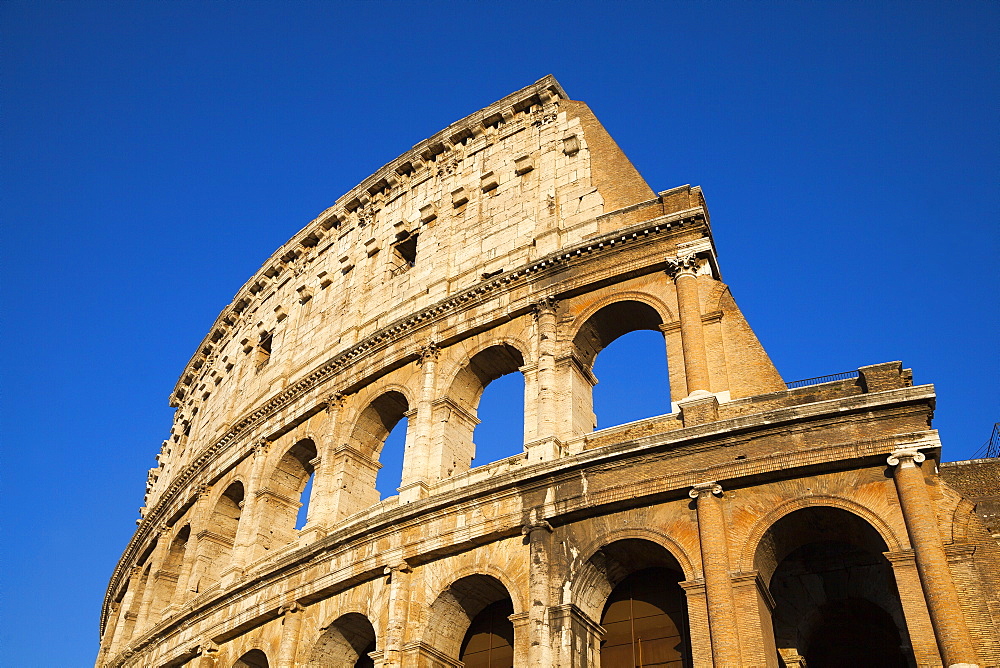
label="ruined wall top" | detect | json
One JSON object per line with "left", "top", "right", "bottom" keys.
{"left": 153, "top": 76, "right": 674, "bottom": 504}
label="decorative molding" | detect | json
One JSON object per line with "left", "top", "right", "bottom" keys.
{"left": 103, "top": 210, "right": 708, "bottom": 629}
{"left": 689, "top": 481, "right": 723, "bottom": 499}
{"left": 887, "top": 447, "right": 926, "bottom": 468}
{"left": 665, "top": 252, "right": 701, "bottom": 280}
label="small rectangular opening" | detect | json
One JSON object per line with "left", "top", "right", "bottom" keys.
{"left": 256, "top": 331, "right": 273, "bottom": 368}
{"left": 391, "top": 232, "right": 418, "bottom": 276}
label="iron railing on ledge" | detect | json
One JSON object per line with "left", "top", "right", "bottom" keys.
{"left": 785, "top": 370, "right": 860, "bottom": 390}
{"left": 973, "top": 423, "right": 1000, "bottom": 459}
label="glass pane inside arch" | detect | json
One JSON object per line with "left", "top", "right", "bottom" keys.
{"left": 600, "top": 568, "right": 691, "bottom": 668}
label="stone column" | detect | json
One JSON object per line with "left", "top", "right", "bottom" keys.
{"left": 548, "top": 604, "right": 604, "bottom": 668}
{"left": 678, "top": 580, "right": 713, "bottom": 668}
{"left": 887, "top": 448, "right": 980, "bottom": 668}
{"left": 523, "top": 521, "right": 554, "bottom": 666}
{"left": 179, "top": 484, "right": 213, "bottom": 597}
{"left": 108, "top": 565, "right": 144, "bottom": 655}
{"left": 304, "top": 394, "right": 344, "bottom": 529}
{"left": 689, "top": 482, "right": 741, "bottom": 666}
{"left": 192, "top": 640, "right": 219, "bottom": 668}
{"left": 400, "top": 344, "right": 438, "bottom": 502}
{"left": 534, "top": 297, "right": 558, "bottom": 440}
{"left": 667, "top": 253, "right": 711, "bottom": 396}
{"left": 383, "top": 561, "right": 412, "bottom": 668}
{"left": 134, "top": 526, "right": 171, "bottom": 632}
{"left": 274, "top": 601, "right": 304, "bottom": 668}
{"left": 884, "top": 549, "right": 942, "bottom": 666}
{"left": 327, "top": 444, "right": 382, "bottom": 521}
{"left": 231, "top": 439, "right": 271, "bottom": 570}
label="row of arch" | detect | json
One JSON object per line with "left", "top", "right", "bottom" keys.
{"left": 215, "top": 504, "right": 913, "bottom": 667}
{"left": 106, "top": 297, "right": 682, "bottom": 652}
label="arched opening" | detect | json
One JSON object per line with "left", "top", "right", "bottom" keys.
{"left": 200, "top": 481, "right": 243, "bottom": 587}
{"left": 594, "top": 540, "right": 691, "bottom": 667}
{"left": 472, "top": 369, "right": 525, "bottom": 466}
{"left": 295, "top": 472, "right": 315, "bottom": 530}
{"left": 459, "top": 599, "right": 515, "bottom": 668}
{"left": 307, "top": 612, "right": 377, "bottom": 668}
{"left": 593, "top": 330, "right": 672, "bottom": 429}
{"left": 152, "top": 524, "right": 189, "bottom": 613}
{"left": 232, "top": 649, "right": 269, "bottom": 668}
{"left": 443, "top": 344, "right": 525, "bottom": 477}
{"left": 349, "top": 391, "right": 409, "bottom": 506}
{"left": 259, "top": 439, "right": 317, "bottom": 547}
{"left": 376, "top": 415, "right": 408, "bottom": 498}
{"left": 755, "top": 507, "right": 913, "bottom": 667}
{"left": 425, "top": 574, "right": 516, "bottom": 665}
{"left": 573, "top": 301, "right": 668, "bottom": 435}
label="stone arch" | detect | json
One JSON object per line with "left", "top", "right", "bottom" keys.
{"left": 199, "top": 480, "right": 245, "bottom": 588}
{"left": 569, "top": 293, "right": 672, "bottom": 369}
{"left": 442, "top": 340, "right": 530, "bottom": 411}
{"left": 423, "top": 573, "right": 518, "bottom": 663}
{"left": 423, "top": 562, "right": 527, "bottom": 618}
{"left": 231, "top": 648, "right": 269, "bottom": 668}
{"left": 306, "top": 612, "right": 377, "bottom": 667}
{"left": 437, "top": 343, "right": 527, "bottom": 476}
{"left": 347, "top": 390, "right": 411, "bottom": 459}
{"left": 703, "top": 281, "right": 729, "bottom": 315}
{"left": 567, "top": 296, "right": 673, "bottom": 436}
{"left": 572, "top": 536, "right": 692, "bottom": 626}
{"left": 150, "top": 523, "right": 190, "bottom": 613}
{"left": 256, "top": 438, "right": 318, "bottom": 548}
{"left": 738, "top": 495, "right": 905, "bottom": 577}
{"left": 753, "top": 505, "right": 914, "bottom": 667}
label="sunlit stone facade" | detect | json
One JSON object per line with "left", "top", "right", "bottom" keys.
{"left": 99, "top": 76, "right": 999, "bottom": 668}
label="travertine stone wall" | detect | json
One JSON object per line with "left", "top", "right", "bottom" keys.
{"left": 99, "top": 77, "right": 998, "bottom": 668}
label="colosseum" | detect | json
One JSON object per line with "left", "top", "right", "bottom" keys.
{"left": 98, "top": 76, "right": 999, "bottom": 668}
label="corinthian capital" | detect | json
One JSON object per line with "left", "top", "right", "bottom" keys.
{"left": 532, "top": 296, "right": 559, "bottom": 319}
{"left": 887, "top": 447, "right": 926, "bottom": 468}
{"left": 418, "top": 342, "right": 440, "bottom": 364}
{"left": 666, "top": 253, "right": 701, "bottom": 280}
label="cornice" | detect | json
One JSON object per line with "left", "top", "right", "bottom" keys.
{"left": 170, "top": 75, "right": 568, "bottom": 404}
{"left": 103, "top": 399, "right": 938, "bottom": 666}
{"left": 102, "top": 210, "right": 706, "bottom": 632}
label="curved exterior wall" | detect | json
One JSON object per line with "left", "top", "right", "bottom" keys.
{"left": 99, "top": 77, "right": 1000, "bottom": 668}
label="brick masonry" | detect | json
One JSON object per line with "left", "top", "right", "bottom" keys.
{"left": 98, "top": 77, "right": 999, "bottom": 668}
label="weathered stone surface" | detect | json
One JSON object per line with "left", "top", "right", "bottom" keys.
{"left": 98, "top": 76, "right": 999, "bottom": 668}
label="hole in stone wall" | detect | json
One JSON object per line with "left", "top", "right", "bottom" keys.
{"left": 375, "top": 416, "right": 408, "bottom": 499}
{"left": 295, "top": 471, "right": 314, "bottom": 530}
{"left": 472, "top": 372, "right": 524, "bottom": 467}
{"left": 593, "top": 330, "right": 671, "bottom": 428}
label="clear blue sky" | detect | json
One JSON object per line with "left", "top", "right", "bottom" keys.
{"left": 3, "top": 2, "right": 997, "bottom": 665}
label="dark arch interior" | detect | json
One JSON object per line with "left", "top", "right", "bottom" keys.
{"left": 427, "top": 574, "right": 515, "bottom": 662}
{"left": 459, "top": 599, "right": 515, "bottom": 668}
{"left": 307, "top": 612, "right": 376, "bottom": 668}
{"left": 759, "top": 508, "right": 913, "bottom": 667}
{"left": 802, "top": 598, "right": 906, "bottom": 668}
{"left": 351, "top": 391, "right": 409, "bottom": 457}
{"left": 232, "top": 648, "right": 269, "bottom": 668}
{"left": 573, "top": 300, "right": 664, "bottom": 369}
{"left": 589, "top": 540, "right": 691, "bottom": 668}
{"left": 212, "top": 481, "right": 245, "bottom": 541}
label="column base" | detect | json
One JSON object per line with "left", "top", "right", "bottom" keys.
{"left": 524, "top": 437, "right": 563, "bottom": 463}
{"left": 397, "top": 480, "right": 429, "bottom": 504}
{"left": 677, "top": 392, "right": 719, "bottom": 426}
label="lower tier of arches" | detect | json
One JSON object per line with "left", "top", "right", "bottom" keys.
{"left": 98, "top": 458, "right": 1000, "bottom": 668}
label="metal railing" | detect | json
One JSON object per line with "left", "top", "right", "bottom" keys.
{"left": 785, "top": 370, "right": 860, "bottom": 389}
{"left": 973, "top": 423, "right": 1000, "bottom": 459}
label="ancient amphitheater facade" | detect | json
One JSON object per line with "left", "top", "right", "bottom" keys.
{"left": 99, "top": 77, "right": 999, "bottom": 668}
